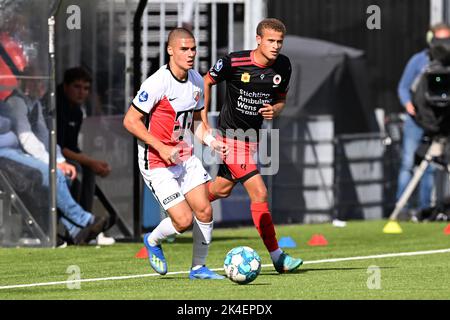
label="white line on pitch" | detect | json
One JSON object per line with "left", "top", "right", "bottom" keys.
{"left": 1, "top": 247, "right": 449, "bottom": 290}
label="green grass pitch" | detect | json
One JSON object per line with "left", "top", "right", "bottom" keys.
{"left": 0, "top": 220, "right": 449, "bottom": 300}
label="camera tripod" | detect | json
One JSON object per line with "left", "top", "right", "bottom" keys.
{"left": 388, "top": 136, "right": 449, "bottom": 221}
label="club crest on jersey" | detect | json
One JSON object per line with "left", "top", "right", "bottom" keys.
{"left": 214, "top": 59, "right": 223, "bottom": 72}
{"left": 273, "top": 74, "right": 282, "bottom": 85}
{"left": 193, "top": 91, "right": 200, "bottom": 102}
{"left": 139, "top": 91, "right": 148, "bottom": 102}
{"left": 241, "top": 72, "right": 251, "bottom": 83}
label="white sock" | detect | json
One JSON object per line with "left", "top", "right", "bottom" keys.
{"left": 192, "top": 216, "right": 213, "bottom": 268}
{"left": 147, "top": 217, "right": 180, "bottom": 246}
{"left": 191, "top": 265, "right": 203, "bottom": 271}
{"left": 270, "top": 248, "right": 283, "bottom": 262}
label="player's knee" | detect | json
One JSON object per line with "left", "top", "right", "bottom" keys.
{"left": 195, "top": 204, "right": 213, "bottom": 223}
{"left": 173, "top": 215, "right": 193, "bottom": 233}
{"left": 215, "top": 191, "right": 230, "bottom": 199}
{"left": 251, "top": 188, "right": 268, "bottom": 202}
{"left": 215, "top": 186, "right": 233, "bottom": 199}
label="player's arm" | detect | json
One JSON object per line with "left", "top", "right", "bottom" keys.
{"left": 200, "top": 74, "right": 215, "bottom": 130}
{"left": 199, "top": 56, "right": 231, "bottom": 156}
{"left": 201, "top": 55, "right": 231, "bottom": 127}
{"left": 260, "top": 57, "right": 292, "bottom": 120}
{"left": 259, "top": 99, "right": 286, "bottom": 120}
{"left": 193, "top": 105, "right": 229, "bottom": 157}
{"left": 260, "top": 56, "right": 292, "bottom": 120}
{"left": 123, "top": 106, "right": 179, "bottom": 165}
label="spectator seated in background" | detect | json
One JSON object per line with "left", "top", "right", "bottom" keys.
{"left": 56, "top": 67, "right": 114, "bottom": 245}
{"left": 0, "top": 113, "right": 49, "bottom": 236}
{"left": 56, "top": 67, "right": 112, "bottom": 211}
{"left": 0, "top": 73, "right": 107, "bottom": 245}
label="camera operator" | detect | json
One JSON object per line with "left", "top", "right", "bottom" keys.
{"left": 396, "top": 23, "right": 450, "bottom": 218}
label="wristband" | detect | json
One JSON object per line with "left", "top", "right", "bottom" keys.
{"left": 203, "top": 134, "right": 216, "bottom": 147}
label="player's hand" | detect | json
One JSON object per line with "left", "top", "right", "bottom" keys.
{"left": 159, "top": 145, "right": 181, "bottom": 165}
{"left": 57, "top": 161, "right": 77, "bottom": 180}
{"left": 405, "top": 102, "right": 416, "bottom": 116}
{"left": 210, "top": 139, "right": 229, "bottom": 157}
{"left": 259, "top": 104, "right": 275, "bottom": 120}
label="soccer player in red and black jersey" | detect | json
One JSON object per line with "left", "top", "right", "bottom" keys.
{"left": 201, "top": 18, "right": 303, "bottom": 273}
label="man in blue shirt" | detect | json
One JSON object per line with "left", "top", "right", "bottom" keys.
{"left": 396, "top": 23, "right": 450, "bottom": 215}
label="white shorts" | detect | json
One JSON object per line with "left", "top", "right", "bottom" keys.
{"left": 140, "top": 155, "right": 211, "bottom": 210}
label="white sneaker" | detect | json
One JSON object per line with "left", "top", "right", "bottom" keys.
{"left": 89, "top": 232, "right": 115, "bottom": 246}
{"left": 57, "top": 241, "right": 68, "bottom": 248}
{"left": 332, "top": 219, "right": 347, "bottom": 228}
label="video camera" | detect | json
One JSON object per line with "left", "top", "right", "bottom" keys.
{"left": 412, "top": 37, "right": 450, "bottom": 136}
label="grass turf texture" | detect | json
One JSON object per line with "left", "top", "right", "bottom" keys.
{"left": 0, "top": 220, "right": 449, "bottom": 300}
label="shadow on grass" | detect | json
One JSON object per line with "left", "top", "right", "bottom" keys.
{"left": 157, "top": 277, "right": 271, "bottom": 286}
{"left": 262, "top": 266, "right": 396, "bottom": 276}
{"left": 229, "top": 283, "right": 271, "bottom": 286}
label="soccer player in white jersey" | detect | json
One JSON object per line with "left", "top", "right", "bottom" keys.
{"left": 123, "top": 28, "right": 228, "bottom": 279}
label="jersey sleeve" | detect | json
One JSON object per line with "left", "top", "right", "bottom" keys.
{"left": 132, "top": 74, "right": 166, "bottom": 114}
{"left": 190, "top": 71, "right": 205, "bottom": 112}
{"left": 207, "top": 54, "right": 232, "bottom": 84}
{"left": 276, "top": 57, "right": 292, "bottom": 99}
{"left": 195, "top": 91, "right": 204, "bottom": 111}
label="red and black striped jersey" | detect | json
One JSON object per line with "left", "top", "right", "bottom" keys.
{"left": 207, "top": 50, "right": 291, "bottom": 141}
{"left": 132, "top": 64, "right": 204, "bottom": 169}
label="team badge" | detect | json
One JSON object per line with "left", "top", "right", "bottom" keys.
{"left": 193, "top": 91, "right": 200, "bottom": 102}
{"left": 214, "top": 59, "right": 223, "bottom": 72}
{"left": 260, "top": 74, "right": 265, "bottom": 80}
{"left": 241, "top": 72, "right": 251, "bottom": 83}
{"left": 138, "top": 91, "right": 148, "bottom": 102}
{"left": 273, "top": 74, "right": 282, "bottom": 85}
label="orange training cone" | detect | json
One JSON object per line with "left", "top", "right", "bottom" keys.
{"left": 135, "top": 246, "right": 148, "bottom": 259}
{"left": 444, "top": 224, "right": 450, "bottom": 235}
{"left": 307, "top": 234, "right": 328, "bottom": 246}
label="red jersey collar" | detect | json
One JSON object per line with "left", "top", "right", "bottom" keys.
{"left": 251, "top": 50, "right": 275, "bottom": 68}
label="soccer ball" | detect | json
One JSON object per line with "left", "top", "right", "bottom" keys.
{"left": 223, "top": 246, "right": 261, "bottom": 284}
